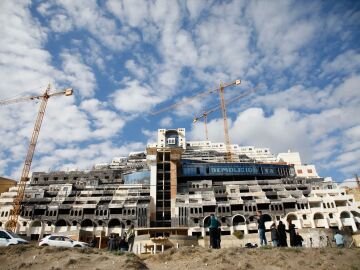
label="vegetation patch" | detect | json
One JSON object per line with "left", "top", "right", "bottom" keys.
{"left": 233, "top": 230, "right": 244, "bottom": 239}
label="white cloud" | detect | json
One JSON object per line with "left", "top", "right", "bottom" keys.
{"left": 32, "top": 141, "right": 145, "bottom": 172}
{"left": 106, "top": 0, "right": 149, "bottom": 28}
{"left": 339, "top": 177, "right": 358, "bottom": 188}
{"left": 112, "top": 80, "right": 163, "bottom": 113}
{"left": 60, "top": 51, "right": 97, "bottom": 97}
{"left": 38, "top": 0, "right": 139, "bottom": 51}
{"left": 186, "top": 0, "right": 205, "bottom": 20}
{"left": 80, "top": 99, "right": 126, "bottom": 139}
{"left": 246, "top": 1, "right": 318, "bottom": 70}
{"left": 125, "top": 59, "right": 147, "bottom": 79}
{"left": 321, "top": 50, "right": 360, "bottom": 76}
{"left": 159, "top": 117, "right": 173, "bottom": 127}
{"left": 0, "top": 1, "right": 56, "bottom": 97}
{"left": 49, "top": 14, "right": 73, "bottom": 32}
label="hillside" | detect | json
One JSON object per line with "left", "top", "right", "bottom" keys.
{"left": 1, "top": 245, "right": 359, "bottom": 270}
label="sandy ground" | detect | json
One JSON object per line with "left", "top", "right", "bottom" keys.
{"left": 1, "top": 244, "right": 359, "bottom": 270}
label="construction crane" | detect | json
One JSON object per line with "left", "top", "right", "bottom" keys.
{"left": 151, "top": 80, "right": 241, "bottom": 162}
{"left": 218, "top": 80, "right": 241, "bottom": 162}
{"left": 193, "top": 87, "right": 258, "bottom": 141}
{"left": 0, "top": 84, "right": 73, "bottom": 232}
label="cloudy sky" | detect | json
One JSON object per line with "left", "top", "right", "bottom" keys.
{"left": 0, "top": 0, "right": 359, "bottom": 183}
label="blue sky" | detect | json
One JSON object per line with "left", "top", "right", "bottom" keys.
{"left": 0, "top": 0, "right": 359, "bottom": 184}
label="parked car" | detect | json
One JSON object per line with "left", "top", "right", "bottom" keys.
{"left": 39, "top": 235, "right": 89, "bottom": 248}
{"left": 0, "top": 229, "right": 29, "bottom": 247}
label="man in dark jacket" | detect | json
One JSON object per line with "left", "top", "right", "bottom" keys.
{"left": 277, "top": 221, "right": 287, "bottom": 247}
{"left": 208, "top": 214, "right": 220, "bottom": 248}
{"left": 256, "top": 211, "right": 267, "bottom": 246}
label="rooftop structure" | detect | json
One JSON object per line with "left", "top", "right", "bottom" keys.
{"left": 0, "top": 177, "right": 17, "bottom": 194}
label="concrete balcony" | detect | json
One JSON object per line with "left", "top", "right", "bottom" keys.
{"left": 314, "top": 219, "right": 327, "bottom": 227}
{"left": 302, "top": 220, "right": 312, "bottom": 227}
{"left": 341, "top": 217, "right": 354, "bottom": 226}
{"left": 329, "top": 218, "right": 339, "bottom": 226}
{"left": 308, "top": 197, "right": 322, "bottom": 202}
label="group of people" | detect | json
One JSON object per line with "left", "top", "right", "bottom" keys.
{"left": 257, "top": 211, "right": 348, "bottom": 248}
{"left": 107, "top": 224, "right": 136, "bottom": 252}
{"left": 270, "top": 220, "right": 303, "bottom": 247}
{"left": 257, "top": 211, "right": 303, "bottom": 247}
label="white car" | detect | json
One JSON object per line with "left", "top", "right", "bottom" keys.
{"left": 39, "top": 235, "right": 89, "bottom": 248}
{"left": 0, "top": 229, "right": 29, "bottom": 247}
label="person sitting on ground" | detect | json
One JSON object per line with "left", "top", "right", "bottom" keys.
{"left": 333, "top": 231, "right": 345, "bottom": 247}
{"left": 295, "top": 230, "right": 304, "bottom": 247}
{"left": 270, "top": 223, "right": 279, "bottom": 247}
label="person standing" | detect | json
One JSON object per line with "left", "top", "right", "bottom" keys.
{"left": 127, "top": 225, "right": 135, "bottom": 252}
{"left": 256, "top": 211, "right": 267, "bottom": 246}
{"left": 270, "top": 223, "right": 279, "bottom": 247}
{"left": 118, "top": 234, "right": 128, "bottom": 252}
{"left": 216, "top": 224, "right": 222, "bottom": 249}
{"left": 108, "top": 234, "right": 116, "bottom": 251}
{"left": 333, "top": 231, "right": 345, "bottom": 247}
{"left": 208, "top": 213, "right": 220, "bottom": 248}
{"left": 277, "top": 221, "right": 287, "bottom": 247}
{"left": 287, "top": 220, "right": 296, "bottom": 247}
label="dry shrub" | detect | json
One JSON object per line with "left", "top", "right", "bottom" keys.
{"left": 124, "top": 255, "right": 148, "bottom": 270}
{"left": 78, "top": 248, "right": 93, "bottom": 254}
{"left": 153, "top": 252, "right": 171, "bottom": 262}
{"left": 42, "top": 247, "right": 69, "bottom": 254}
{"left": 233, "top": 230, "right": 244, "bottom": 239}
{"left": 98, "top": 255, "right": 109, "bottom": 261}
{"left": 66, "top": 258, "right": 77, "bottom": 266}
{"left": 17, "top": 262, "right": 26, "bottom": 269}
{"left": 6, "top": 245, "right": 29, "bottom": 255}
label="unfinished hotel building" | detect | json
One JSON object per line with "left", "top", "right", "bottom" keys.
{"left": 0, "top": 128, "right": 359, "bottom": 240}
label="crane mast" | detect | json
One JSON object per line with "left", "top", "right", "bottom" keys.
{"left": 219, "top": 82, "right": 232, "bottom": 162}
{"left": 3, "top": 84, "right": 73, "bottom": 232}
{"left": 204, "top": 113, "right": 209, "bottom": 141}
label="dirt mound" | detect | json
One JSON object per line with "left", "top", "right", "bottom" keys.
{"left": 0, "top": 244, "right": 359, "bottom": 270}
{"left": 143, "top": 246, "right": 360, "bottom": 270}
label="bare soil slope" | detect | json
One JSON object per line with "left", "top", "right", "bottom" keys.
{"left": 1, "top": 245, "right": 359, "bottom": 270}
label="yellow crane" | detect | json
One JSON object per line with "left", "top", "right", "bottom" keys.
{"left": 151, "top": 80, "right": 241, "bottom": 162}
{"left": 193, "top": 87, "right": 257, "bottom": 142}
{"left": 0, "top": 84, "right": 73, "bottom": 232}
